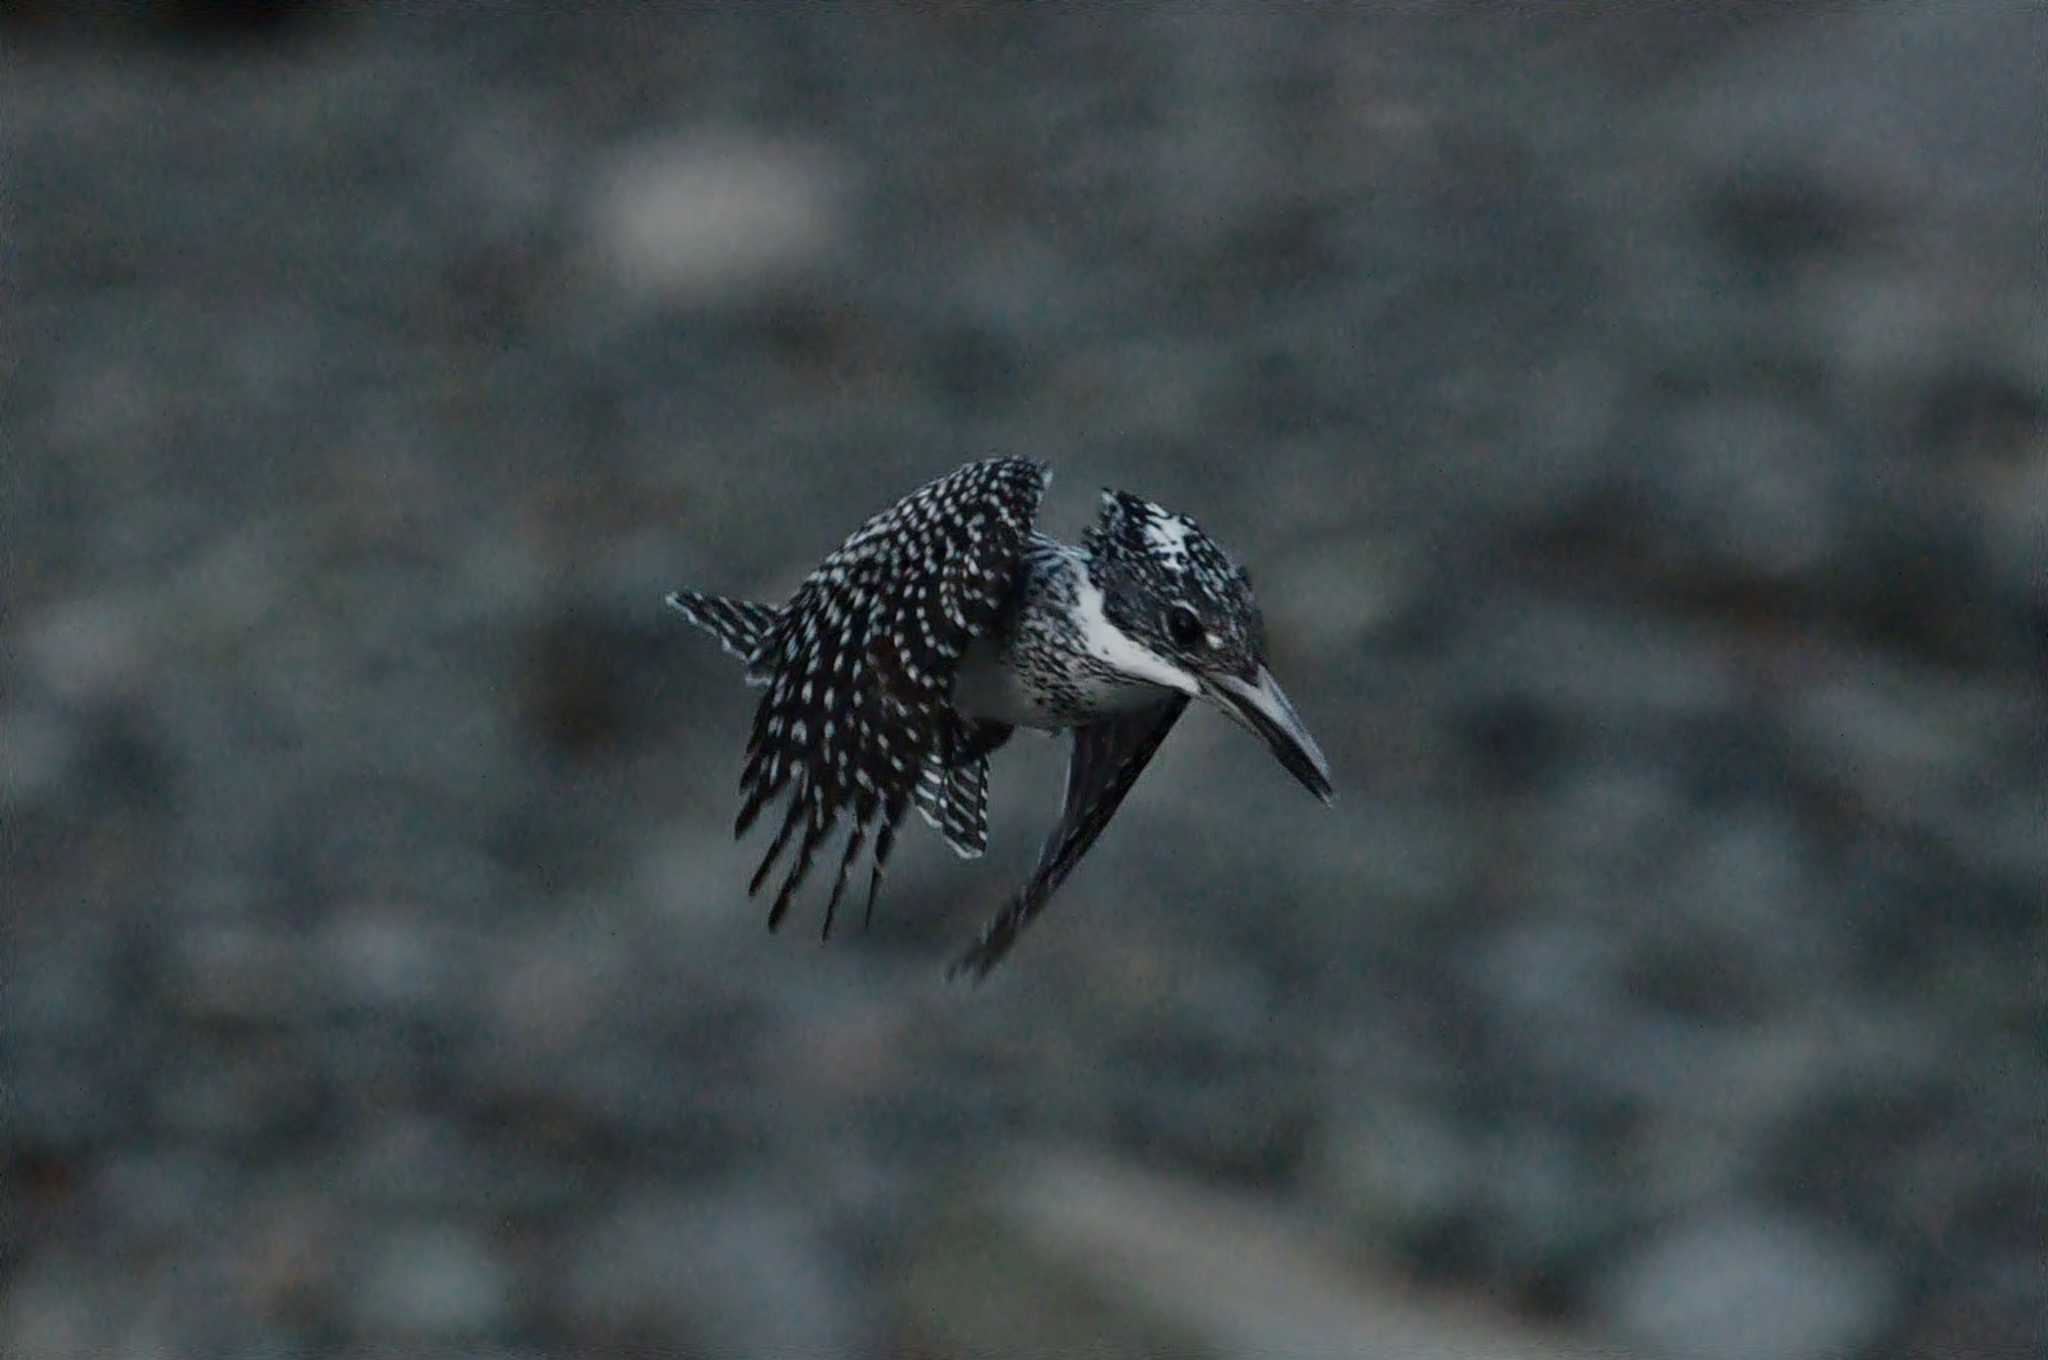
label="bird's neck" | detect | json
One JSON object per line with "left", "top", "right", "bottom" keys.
{"left": 1029, "top": 541, "right": 1197, "bottom": 702}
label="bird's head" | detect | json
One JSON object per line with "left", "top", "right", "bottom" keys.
{"left": 1084, "top": 489, "right": 1335, "bottom": 804}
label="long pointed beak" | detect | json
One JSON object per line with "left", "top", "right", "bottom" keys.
{"left": 1203, "top": 666, "right": 1335, "bottom": 804}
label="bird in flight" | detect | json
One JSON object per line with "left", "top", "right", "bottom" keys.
{"left": 668, "top": 458, "right": 1333, "bottom": 978}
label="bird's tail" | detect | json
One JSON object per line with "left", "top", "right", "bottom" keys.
{"left": 667, "top": 590, "right": 779, "bottom": 676}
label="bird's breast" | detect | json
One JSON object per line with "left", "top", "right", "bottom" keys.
{"left": 951, "top": 638, "right": 1060, "bottom": 730}
{"left": 952, "top": 635, "right": 1173, "bottom": 731}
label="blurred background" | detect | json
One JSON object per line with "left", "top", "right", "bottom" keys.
{"left": 5, "top": 5, "right": 2044, "bottom": 1357}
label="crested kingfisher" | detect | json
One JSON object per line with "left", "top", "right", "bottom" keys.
{"left": 668, "top": 458, "right": 1333, "bottom": 978}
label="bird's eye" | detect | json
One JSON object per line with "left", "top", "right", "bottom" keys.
{"left": 1166, "top": 605, "right": 1204, "bottom": 648}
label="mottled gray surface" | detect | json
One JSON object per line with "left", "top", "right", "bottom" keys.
{"left": 5, "top": 5, "right": 2044, "bottom": 1358}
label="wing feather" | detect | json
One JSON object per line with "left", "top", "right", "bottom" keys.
{"left": 950, "top": 695, "right": 1189, "bottom": 979}
{"left": 738, "top": 459, "right": 1048, "bottom": 933}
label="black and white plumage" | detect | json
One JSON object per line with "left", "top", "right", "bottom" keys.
{"left": 668, "top": 458, "right": 1334, "bottom": 978}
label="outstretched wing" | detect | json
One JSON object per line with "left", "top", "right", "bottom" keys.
{"left": 949, "top": 694, "right": 1189, "bottom": 980}
{"left": 737, "top": 458, "right": 1048, "bottom": 936}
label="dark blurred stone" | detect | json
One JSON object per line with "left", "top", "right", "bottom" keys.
{"left": 0, "top": 704, "right": 79, "bottom": 812}
{"left": 1103, "top": 1039, "right": 1315, "bottom": 1186}
{"left": 1314, "top": 1097, "right": 1482, "bottom": 1259}
{"left": 157, "top": 0, "right": 328, "bottom": 43}
{"left": 1903, "top": 1250, "right": 2048, "bottom": 1360}
{"left": 753, "top": 300, "right": 864, "bottom": 376}
{"left": 1, "top": 0, "right": 328, "bottom": 45}
{"left": 0, "top": 1144, "right": 81, "bottom": 1276}
{"left": 166, "top": 923, "right": 318, "bottom": 1026}
{"left": 1704, "top": 167, "right": 1875, "bottom": 272}
{"left": 929, "top": 319, "right": 1022, "bottom": 412}
{"left": 1454, "top": 596, "right": 1737, "bottom": 732}
{"left": 1915, "top": 363, "right": 2045, "bottom": 467}
{"left": 1655, "top": 393, "right": 1840, "bottom": 582}
{"left": 1461, "top": 694, "right": 1561, "bottom": 791}
{"left": 89, "top": 1149, "right": 228, "bottom": 1245}
{"left": 555, "top": 1185, "right": 866, "bottom": 1355}
{"left": 150, "top": 1034, "right": 332, "bottom": 1146}
{"left": 1765, "top": 1076, "right": 1966, "bottom": 1236}
{"left": 522, "top": 606, "right": 676, "bottom": 762}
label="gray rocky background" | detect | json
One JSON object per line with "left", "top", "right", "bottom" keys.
{"left": 5, "top": 5, "right": 2044, "bottom": 1358}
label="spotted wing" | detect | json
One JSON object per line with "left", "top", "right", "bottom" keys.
{"left": 939, "top": 753, "right": 991, "bottom": 858}
{"left": 949, "top": 694, "right": 1189, "bottom": 979}
{"left": 666, "top": 591, "right": 780, "bottom": 675}
{"left": 915, "top": 743, "right": 992, "bottom": 860}
{"left": 737, "top": 458, "right": 1048, "bottom": 936}
{"left": 913, "top": 716, "right": 1012, "bottom": 860}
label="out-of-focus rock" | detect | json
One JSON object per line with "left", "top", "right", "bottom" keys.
{"left": 581, "top": 131, "right": 849, "bottom": 310}
{"left": 1313, "top": 1096, "right": 1480, "bottom": 1251}
{"left": 557, "top": 1184, "right": 867, "bottom": 1355}
{"left": 1667, "top": 2, "right": 2048, "bottom": 268}
{"left": 1654, "top": 395, "right": 1840, "bottom": 582}
{"left": 2, "top": 1259, "right": 124, "bottom": 1360}
{"left": 22, "top": 592, "right": 151, "bottom": 703}
{"left": 1592, "top": 1206, "right": 1896, "bottom": 1360}
{"left": 317, "top": 904, "right": 457, "bottom": 1015}
{"left": 350, "top": 1222, "right": 515, "bottom": 1341}
{"left": 0, "top": 704, "right": 79, "bottom": 806}
{"left": 899, "top": 1152, "right": 1622, "bottom": 1359}
{"left": 1786, "top": 661, "right": 2047, "bottom": 895}
{"left": 166, "top": 923, "right": 320, "bottom": 1027}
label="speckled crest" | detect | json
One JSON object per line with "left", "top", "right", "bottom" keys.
{"left": 1083, "top": 489, "right": 1264, "bottom": 678}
